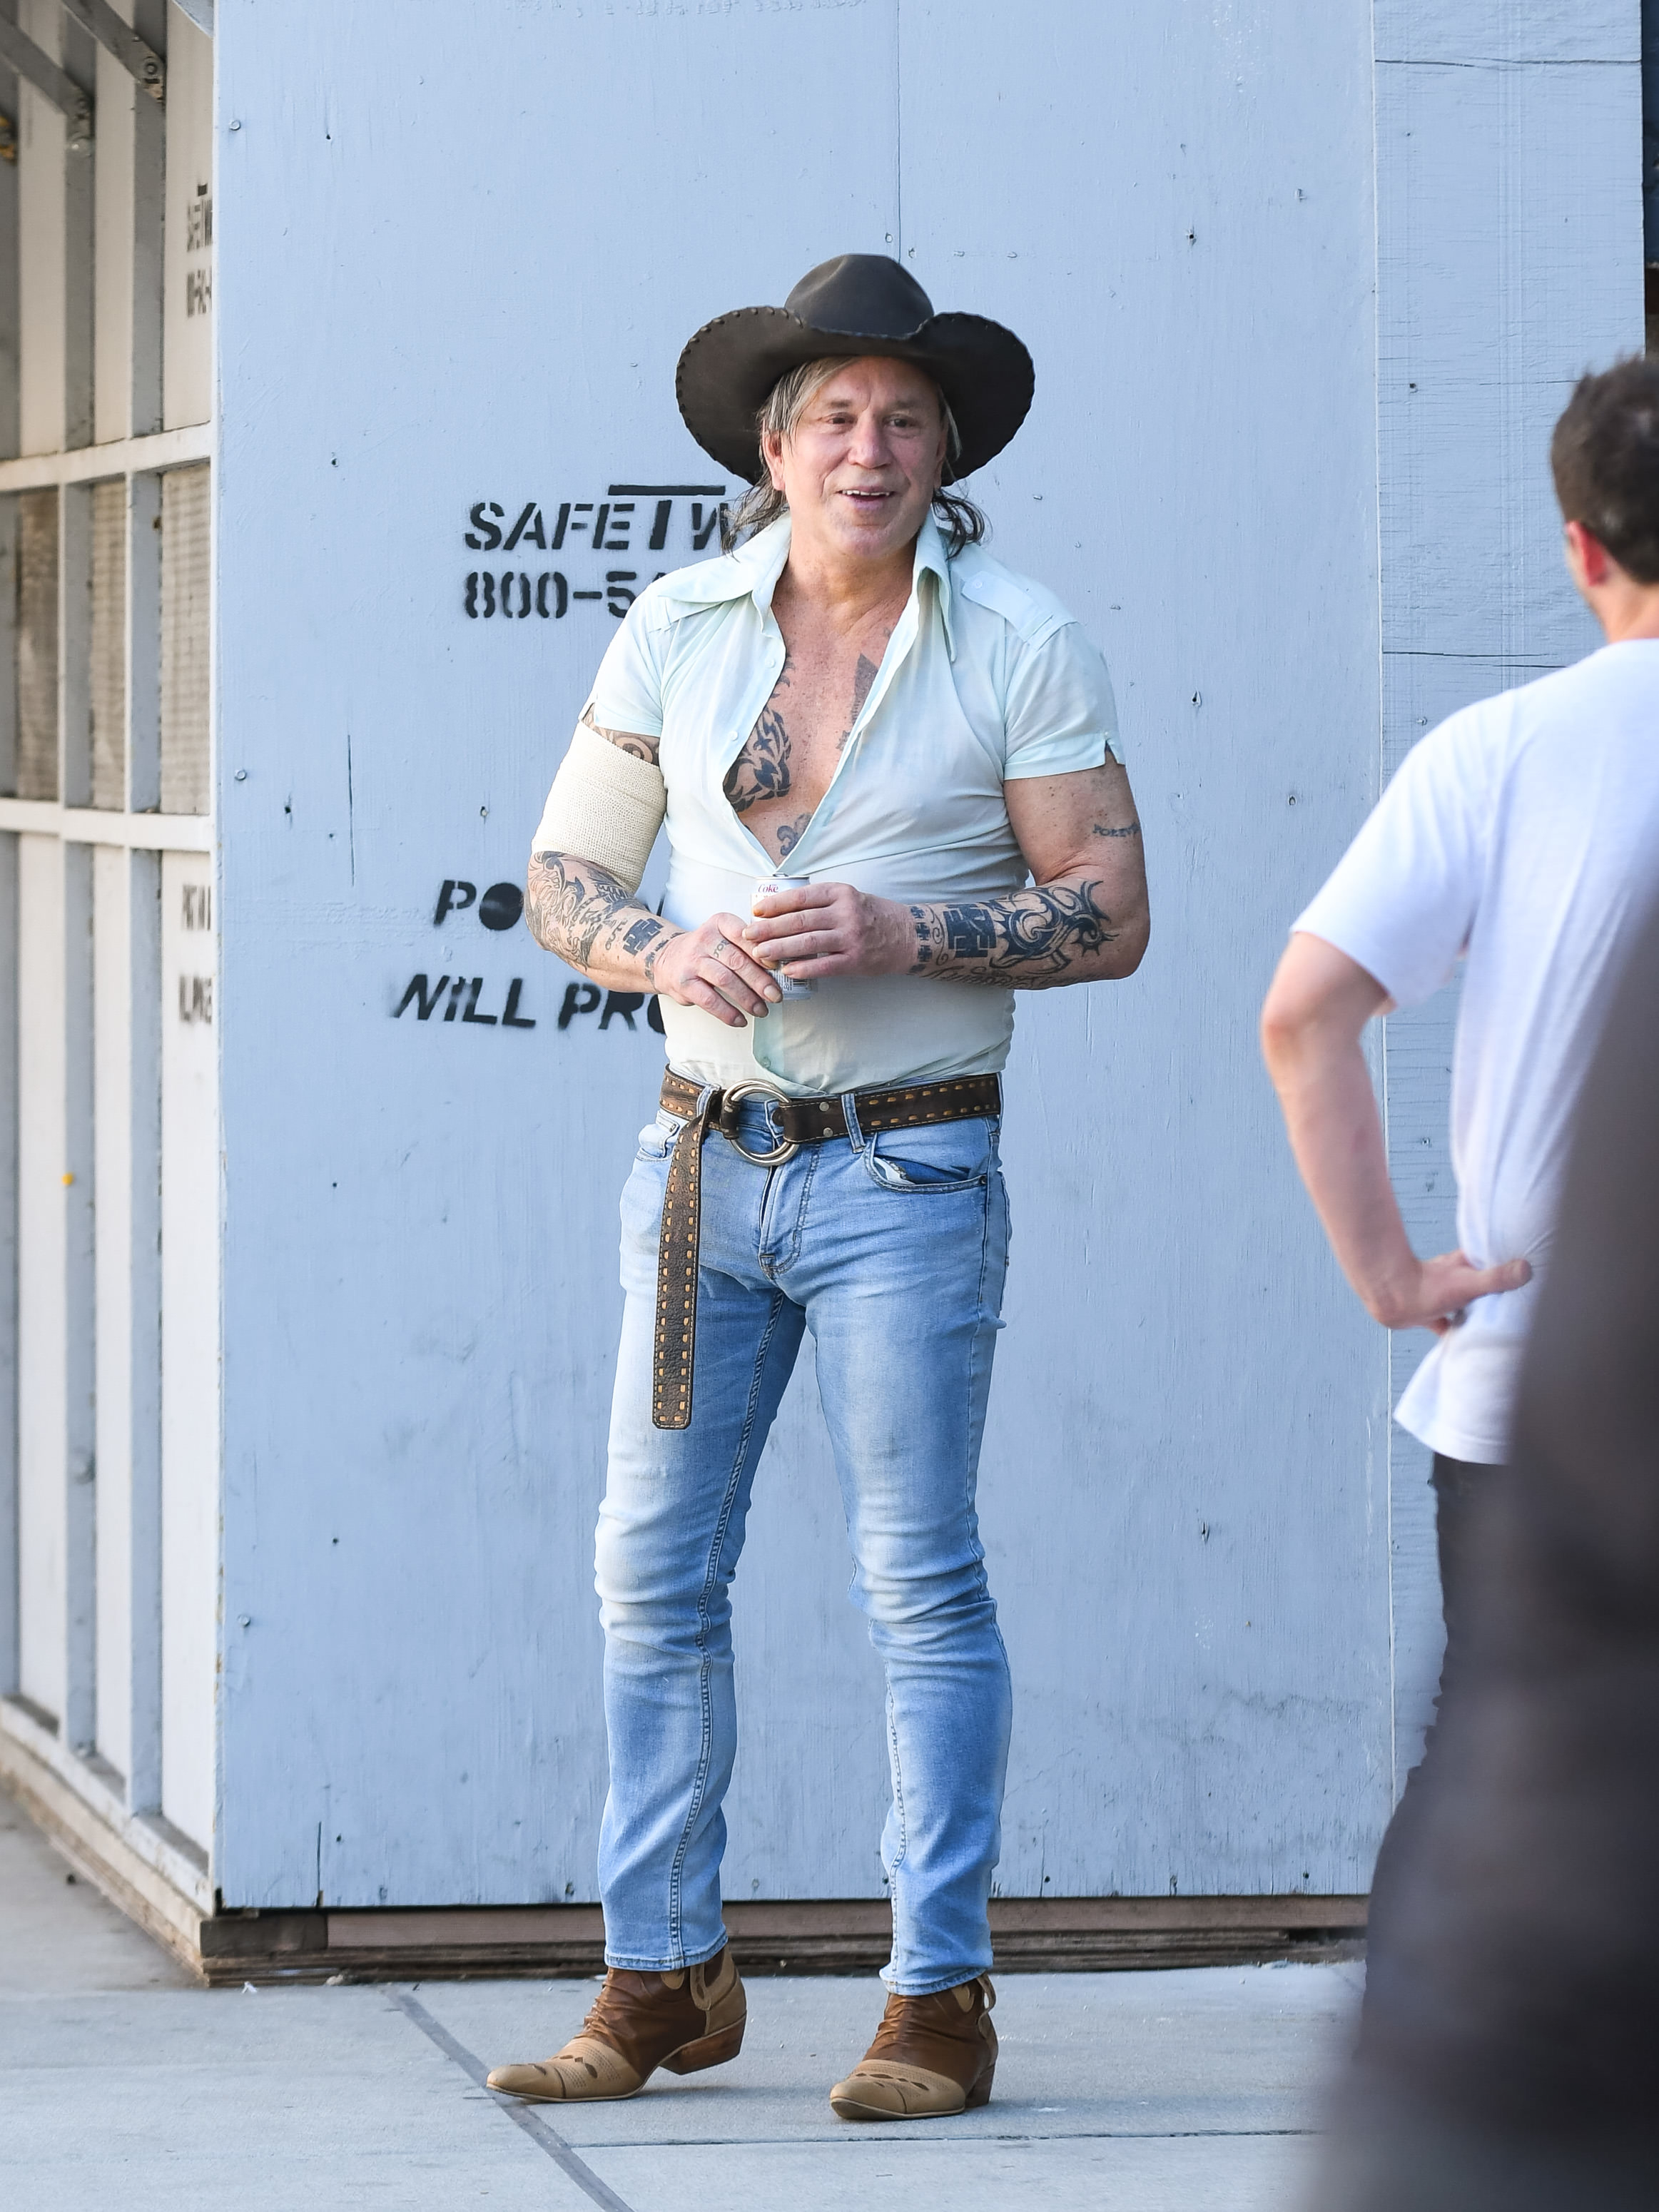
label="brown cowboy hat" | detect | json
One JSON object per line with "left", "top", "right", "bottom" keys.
{"left": 676, "top": 253, "right": 1035, "bottom": 484}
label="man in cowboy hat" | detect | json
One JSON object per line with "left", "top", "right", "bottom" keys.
{"left": 489, "top": 253, "right": 1149, "bottom": 2120}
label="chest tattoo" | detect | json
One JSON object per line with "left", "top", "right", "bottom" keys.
{"left": 724, "top": 654, "right": 794, "bottom": 816}
{"left": 840, "top": 654, "right": 880, "bottom": 749}
{"left": 723, "top": 644, "right": 891, "bottom": 830}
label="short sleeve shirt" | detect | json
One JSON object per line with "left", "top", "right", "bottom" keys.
{"left": 583, "top": 511, "right": 1122, "bottom": 1095}
{"left": 1294, "top": 642, "right": 1659, "bottom": 1462}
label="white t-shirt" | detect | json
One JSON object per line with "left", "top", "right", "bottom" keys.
{"left": 1294, "top": 641, "right": 1659, "bottom": 1464}
{"left": 577, "top": 511, "right": 1120, "bottom": 1097}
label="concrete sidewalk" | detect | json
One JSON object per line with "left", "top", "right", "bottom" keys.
{"left": 3, "top": 1784, "right": 1356, "bottom": 2210}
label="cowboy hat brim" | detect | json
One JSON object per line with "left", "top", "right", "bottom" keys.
{"left": 675, "top": 305, "right": 1034, "bottom": 484}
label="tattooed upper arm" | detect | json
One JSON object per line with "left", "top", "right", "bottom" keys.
{"left": 581, "top": 701, "right": 660, "bottom": 764}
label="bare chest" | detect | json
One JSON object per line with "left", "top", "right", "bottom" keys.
{"left": 722, "top": 619, "right": 895, "bottom": 866}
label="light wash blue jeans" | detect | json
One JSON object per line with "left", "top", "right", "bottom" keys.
{"left": 595, "top": 1085, "right": 1013, "bottom": 1995}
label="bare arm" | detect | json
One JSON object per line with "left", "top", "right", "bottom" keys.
{"left": 743, "top": 759, "right": 1151, "bottom": 988}
{"left": 1260, "top": 931, "right": 1530, "bottom": 1331}
{"left": 527, "top": 711, "right": 781, "bottom": 1026}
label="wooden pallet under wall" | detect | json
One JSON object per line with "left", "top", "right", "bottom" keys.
{"left": 4, "top": 1715, "right": 1367, "bottom": 1984}
{"left": 201, "top": 1894, "right": 1367, "bottom": 1986}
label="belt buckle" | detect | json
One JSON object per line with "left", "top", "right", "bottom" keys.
{"left": 719, "top": 1082, "right": 799, "bottom": 1165}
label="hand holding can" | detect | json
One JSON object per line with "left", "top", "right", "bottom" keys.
{"left": 753, "top": 875, "right": 816, "bottom": 998}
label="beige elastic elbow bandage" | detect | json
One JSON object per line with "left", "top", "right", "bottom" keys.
{"left": 529, "top": 724, "right": 666, "bottom": 893}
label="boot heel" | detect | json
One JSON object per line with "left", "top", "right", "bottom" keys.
{"left": 965, "top": 2066, "right": 994, "bottom": 2110}
{"left": 661, "top": 2021, "right": 746, "bottom": 2075}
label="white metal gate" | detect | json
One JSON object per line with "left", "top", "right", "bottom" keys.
{"left": 0, "top": 1, "right": 216, "bottom": 1905}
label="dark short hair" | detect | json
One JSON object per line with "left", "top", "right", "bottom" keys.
{"left": 1551, "top": 357, "right": 1659, "bottom": 584}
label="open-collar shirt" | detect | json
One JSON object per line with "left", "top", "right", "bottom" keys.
{"left": 584, "top": 511, "right": 1120, "bottom": 1097}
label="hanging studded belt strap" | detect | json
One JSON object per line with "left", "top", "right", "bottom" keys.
{"left": 651, "top": 1067, "right": 1003, "bottom": 1429}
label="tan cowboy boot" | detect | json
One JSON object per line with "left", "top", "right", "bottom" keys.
{"left": 487, "top": 1947, "right": 746, "bottom": 2103}
{"left": 828, "top": 1974, "right": 997, "bottom": 2120}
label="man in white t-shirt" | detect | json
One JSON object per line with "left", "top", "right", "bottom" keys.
{"left": 1261, "top": 356, "right": 1659, "bottom": 1927}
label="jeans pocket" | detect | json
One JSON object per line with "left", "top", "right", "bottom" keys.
{"left": 863, "top": 1116, "right": 996, "bottom": 1194}
{"left": 619, "top": 1142, "right": 673, "bottom": 1274}
{"left": 634, "top": 1110, "right": 680, "bottom": 1162}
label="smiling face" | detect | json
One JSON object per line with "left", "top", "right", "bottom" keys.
{"left": 762, "top": 356, "right": 950, "bottom": 569}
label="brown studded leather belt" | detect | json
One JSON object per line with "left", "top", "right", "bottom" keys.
{"left": 651, "top": 1067, "right": 1002, "bottom": 1429}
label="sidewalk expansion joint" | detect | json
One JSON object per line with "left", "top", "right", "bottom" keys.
{"left": 387, "top": 1987, "right": 639, "bottom": 2212}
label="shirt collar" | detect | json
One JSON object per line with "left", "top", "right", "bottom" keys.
{"left": 659, "top": 507, "right": 956, "bottom": 652}
{"left": 912, "top": 512, "right": 955, "bottom": 656}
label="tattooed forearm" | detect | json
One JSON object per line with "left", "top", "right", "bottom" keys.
{"left": 581, "top": 702, "right": 660, "bottom": 764}
{"left": 527, "top": 850, "right": 672, "bottom": 980}
{"left": 622, "top": 913, "right": 664, "bottom": 963}
{"left": 908, "top": 878, "right": 1120, "bottom": 988}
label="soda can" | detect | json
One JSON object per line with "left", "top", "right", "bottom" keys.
{"left": 753, "top": 873, "right": 816, "bottom": 998}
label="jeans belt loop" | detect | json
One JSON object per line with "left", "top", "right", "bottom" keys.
{"left": 840, "top": 1089, "right": 864, "bottom": 1151}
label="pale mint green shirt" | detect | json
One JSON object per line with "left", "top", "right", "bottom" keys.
{"left": 587, "top": 511, "right": 1121, "bottom": 1096}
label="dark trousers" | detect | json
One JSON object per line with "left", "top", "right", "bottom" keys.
{"left": 1362, "top": 1453, "right": 1501, "bottom": 2005}
{"left": 1321, "top": 893, "right": 1659, "bottom": 2205}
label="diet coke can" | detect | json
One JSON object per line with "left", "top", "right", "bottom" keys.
{"left": 753, "top": 873, "right": 816, "bottom": 998}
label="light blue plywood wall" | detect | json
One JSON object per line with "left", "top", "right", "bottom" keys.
{"left": 213, "top": 0, "right": 1637, "bottom": 1909}
{"left": 881, "top": 1, "right": 1392, "bottom": 1899}
{"left": 215, "top": 0, "right": 919, "bottom": 1912}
